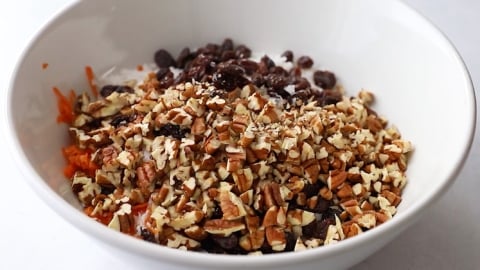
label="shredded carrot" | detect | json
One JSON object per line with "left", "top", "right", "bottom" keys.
{"left": 85, "top": 65, "right": 98, "bottom": 98}
{"left": 52, "top": 87, "right": 76, "bottom": 124}
{"left": 62, "top": 144, "right": 98, "bottom": 178}
{"left": 63, "top": 163, "right": 77, "bottom": 179}
{"left": 84, "top": 206, "right": 113, "bottom": 225}
{"left": 42, "top": 62, "right": 49, "bottom": 70}
{"left": 136, "top": 64, "right": 144, "bottom": 71}
{"left": 132, "top": 203, "right": 148, "bottom": 216}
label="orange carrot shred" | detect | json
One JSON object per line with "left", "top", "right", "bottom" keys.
{"left": 85, "top": 65, "right": 98, "bottom": 98}
{"left": 136, "top": 64, "right": 144, "bottom": 71}
{"left": 84, "top": 206, "right": 113, "bottom": 225}
{"left": 62, "top": 144, "right": 98, "bottom": 178}
{"left": 42, "top": 62, "right": 49, "bottom": 70}
{"left": 52, "top": 87, "right": 75, "bottom": 124}
{"left": 132, "top": 203, "right": 148, "bottom": 216}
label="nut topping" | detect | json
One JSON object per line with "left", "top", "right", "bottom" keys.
{"left": 57, "top": 38, "right": 412, "bottom": 254}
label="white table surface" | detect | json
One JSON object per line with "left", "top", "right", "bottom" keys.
{"left": 1, "top": 1, "right": 479, "bottom": 269}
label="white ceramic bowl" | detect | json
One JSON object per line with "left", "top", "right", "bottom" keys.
{"left": 6, "top": 0, "right": 476, "bottom": 269}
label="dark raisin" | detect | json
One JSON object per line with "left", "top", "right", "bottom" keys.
{"left": 211, "top": 234, "right": 238, "bottom": 251}
{"left": 289, "top": 66, "right": 302, "bottom": 77}
{"left": 269, "top": 67, "right": 288, "bottom": 77}
{"left": 176, "top": 47, "right": 193, "bottom": 69}
{"left": 85, "top": 118, "right": 102, "bottom": 130}
{"left": 284, "top": 231, "right": 296, "bottom": 252}
{"left": 154, "top": 49, "right": 176, "bottom": 68}
{"left": 265, "top": 73, "right": 288, "bottom": 90}
{"left": 269, "top": 88, "right": 291, "bottom": 99}
{"left": 313, "top": 70, "right": 337, "bottom": 89}
{"left": 206, "top": 43, "right": 220, "bottom": 55}
{"left": 292, "top": 89, "right": 313, "bottom": 103}
{"left": 297, "top": 56, "right": 314, "bottom": 69}
{"left": 221, "top": 38, "right": 234, "bottom": 52}
{"left": 251, "top": 73, "right": 265, "bottom": 87}
{"left": 140, "top": 227, "right": 156, "bottom": 243}
{"left": 294, "top": 77, "right": 311, "bottom": 91}
{"left": 100, "top": 185, "right": 116, "bottom": 195}
{"left": 312, "top": 197, "right": 331, "bottom": 214}
{"left": 303, "top": 182, "right": 321, "bottom": 198}
{"left": 158, "top": 71, "right": 174, "bottom": 89}
{"left": 173, "top": 71, "right": 187, "bottom": 85}
{"left": 315, "top": 89, "right": 342, "bottom": 106}
{"left": 302, "top": 218, "right": 334, "bottom": 239}
{"left": 99, "top": 85, "right": 134, "bottom": 98}
{"left": 110, "top": 114, "right": 135, "bottom": 127}
{"left": 261, "top": 55, "right": 276, "bottom": 69}
{"left": 281, "top": 50, "right": 294, "bottom": 62}
{"left": 187, "top": 65, "right": 207, "bottom": 81}
{"left": 209, "top": 89, "right": 228, "bottom": 99}
{"left": 260, "top": 240, "right": 274, "bottom": 254}
{"left": 201, "top": 237, "right": 226, "bottom": 254}
{"left": 210, "top": 203, "right": 223, "bottom": 219}
{"left": 154, "top": 123, "right": 190, "bottom": 139}
{"left": 238, "top": 59, "right": 259, "bottom": 75}
{"left": 220, "top": 50, "right": 236, "bottom": 61}
{"left": 234, "top": 44, "right": 252, "bottom": 59}
{"left": 190, "top": 54, "right": 217, "bottom": 75}
{"left": 155, "top": 67, "right": 170, "bottom": 80}
{"left": 213, "top": 64, "right": 250, "bottom": 91}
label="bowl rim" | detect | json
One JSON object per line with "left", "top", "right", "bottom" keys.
{"left": 5, "top": 0, "right": 476, "bottom": 268}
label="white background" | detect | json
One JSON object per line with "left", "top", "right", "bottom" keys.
{"left": 0, "top": 1, "right": 479, "bottom": 269}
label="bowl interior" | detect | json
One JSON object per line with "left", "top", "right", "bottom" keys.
{"left": 7, "top": 0, "right": 475, "bottom": 269}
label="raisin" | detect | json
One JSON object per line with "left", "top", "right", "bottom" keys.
{"left": 110, "top": 114, "right": 135, "bottom": 127}
{"left": 220, "top": 50, "right": 236, "bottom": 61}
{"left": 209, "top": 89, "right": 228, "bottom": 99}
{"left": 312, "top": 197, "right": 331, "bottom": 214}
{"left": 313, "top": 70, "right": 337, "bottom": 89}
{"left": 140, "top": 227, "right": 156, "bottom": 243}
{"left": 284, "top": 231, "right": 296, "bottom": 252}
{"left": 200, "top": 237, "right": 226, "bottom": 254}
{"left": 187, "top": 65, "right": 207, "bottom": 82}
{"left": 269, "top": 88, "right": 291, "bottom": 99}
{"left": 190, "top": 54, "right": 217, "bottom": 75}
{"left": 221, "top": 38, "right": 234, "bottom": 52}
{"left": 210, "top": 203, "right": 223, "bottom": 219}
{"left": 270, "top": 66, "right": 289, "bottom": 76}
{"left": 205, "top": 43, "right": 220, "bottom": 55}
{"left": 238, "top": 59, "right": 259, "bottom": 75}
{"left": 154, "top": 49, "right": 176, "bottom": 68}
{"left": 158, "top": 71, "right": 174, "bottom": 89}
{"left": 251, "top": 73, "right": 265, "bottom": 87}
{"left": 289, "top": 66, "right": 302, "bottom": 77}
{"left": 265, "top": 73, "right": 288, "bottom": 90}
{"left": 173, "top": 71, "right": 187, "bottom": 85}
{"left": 99, "top": 85, "right": 134, "bottom": 98}
{"left": 281, "top": 50, "right": 294, "bottom": 62}
{"left": 260, "top": 55, "right": 276, "bottom": 70}
{"left": 303, "top": 182, "right": 322, "bottom": 198}
{"left": 292, "top": 88, "right": 313, "bottom": 103}
{"left": 176, "top": 47, "right": 193, "bottom": 69}
{"left": 234, "top": 44, "right": 252, "bottom": 59}
{"left": 294, "top": 77, "right": 311, "bottom": 91}
{"left": 211, "top": 234, "right": 238, "bottom": 251}
{"left": 155, "top": 67, "right": 171, "bottom": 80}
{"left": 154, "top": 123, "right": 190, "bottom": 139}
{"left": 303, "top": 218, "right": 334, "bottom": 239}
{"left": 213, "top": 64, "right": 250, "bottom": 91}
{"left": 297, "top": 56, "right": 314, "bottom": 69}
{"left": 315, "top": 89, "right": 342, "bottom": 106}
{"left": 260, "top": 240, "right": 274, "bottom": 254}
{"left": 100, "top": 185, "right": 116, "bottom": 195}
